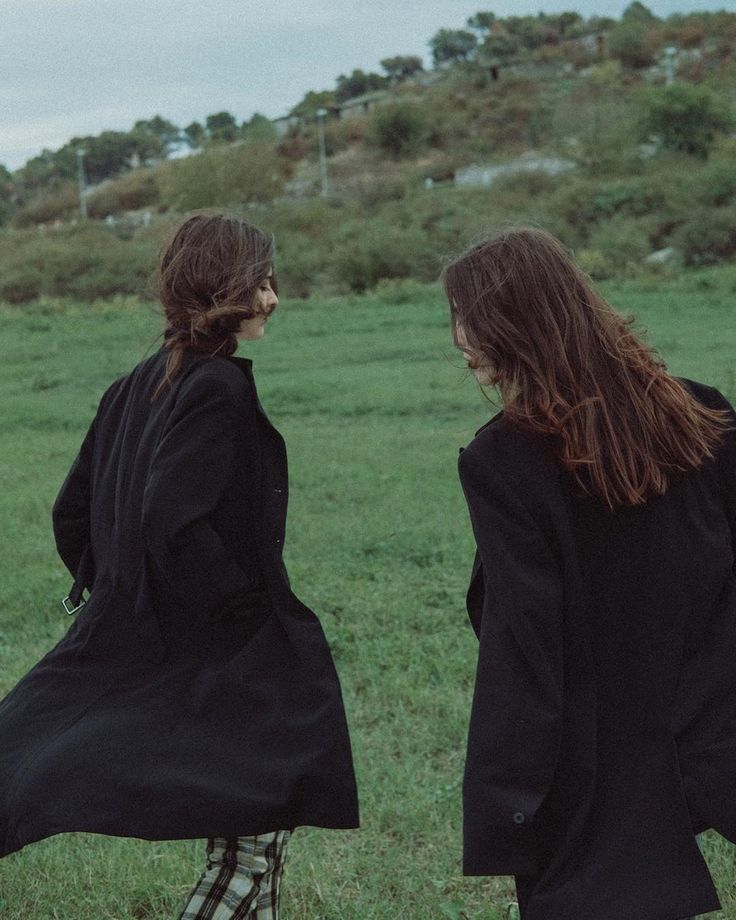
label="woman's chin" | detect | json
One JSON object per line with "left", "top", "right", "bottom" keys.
{"left": 237, "top": 323, "right": 267, "bottom": 342}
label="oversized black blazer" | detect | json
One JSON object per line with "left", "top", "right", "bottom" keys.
{"left": 458, "top": 378, "right": 736, "bottom": 920}
{"left": 0, "top": 349, "right": 358, "bottom": 858}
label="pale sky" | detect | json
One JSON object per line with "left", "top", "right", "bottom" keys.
{"left": 0, "top": 0, "right": 731, "bottom": 170}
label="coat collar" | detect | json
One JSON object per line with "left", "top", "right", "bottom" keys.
{"left": 475, "top": 410, "right": 504, "bottom": 437}
{"left": 226, "top": 355, "right": 282, "bottom": 440}
{"left": 227, "top": 354, "right": 254, "bottom": 377}
{"left": 156, "top": 344, "right": 254, "bottom": 376}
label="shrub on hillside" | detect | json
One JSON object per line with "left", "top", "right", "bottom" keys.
{"left": 691, "top": 160, "right": 736, "bottom": 208}
{"left": 417, "top": 154, "right": 461, "bottom": 185}
{"left": 674, "top": 207, "right": 736, "bottom": 266}
{"left": 0, "top": 174, "right": 15, "bottom": 228}
{"left": 157, "top": 154, "right": 220, "bottom": 211}
{"left": 548, "top": 63, "right": 645, "bottom": 176}
{"left": 301, "top": 141, "right": 413, "bottom": 205}
{"left": 576, "top": 249, "right": 614, "bottom": 280}
{"left": 0, "top": 265, "right": 44, "bottom": 303}
{"left": 607, "top": 20, "right": 656, "bottom": 68}
{"left": 276, "top": 133, "right": 310, "bottom": 163}
{"left": 322, "top": 120, "right": 357, "bottom": 157}
{"left": 245, "top": 197, "right": 346, "bottom": 298}
{"left": 589, "top": 179, "right": 668, "bottom": 219}
{"left": 333, "top": 219, "right": 436, "bottom": 291}
{"left": 547, "top": 174, "right": 678, "bottom": 243}
{"left": 12, "top": 183, "right": 79, "bottom": 228}
{"left": 368, "top": 103, "right": 429, "bottom": 159}
{"left": 637, "top": 84, "right": 734, "bottom": 159}
{"left": 489, "top": 169, "right": 564, "bottom": 203}
{"left": 273, "top": 237, "right": 330, "bottom": 299}
{"left": 587, "top": 214, "right": 653, "bottom": 270}
{"left": 546, "top": 179, "right": 603, "bottom": 239}
{"left": 0, "top": 225, "right": 157, "bottom": 303}
{"left": 86, "top": 169, "right": 160, "bottom": 218}
{"left": 470, "top": 78, "right": 547, "bottom": 154}
{"left": 158, "top": 144, "right": 284, "bottom": 211}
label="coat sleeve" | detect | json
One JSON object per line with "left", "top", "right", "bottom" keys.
{"left": 52, "top": 417, "right": 97, "bottom": 589}
{"left": 141, "top": 371, "right": 262, "bottom": 624}
{"left": 712, "top": 391, "right": 736, "bottom": 564}
{"left": 682, "top": 380, "right": 736, "bottom": 563}
{"left": 458, "top": 442, "right": 564, "bottom": 877}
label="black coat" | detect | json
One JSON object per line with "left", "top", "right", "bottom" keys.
{"left": 0, "top": 350, "right": 358, "bottom": 858}
{"left": 458, "top": 378, "right": 736, "bottom": 920}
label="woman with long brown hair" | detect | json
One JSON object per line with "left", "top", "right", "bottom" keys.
{"left": 0, "top": 211, "right": 358, "bottom": 918}
{"left": 444, "top": 227, "right": 736, "bottom": 920}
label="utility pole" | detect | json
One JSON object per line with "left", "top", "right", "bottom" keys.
{"left": 316, "top": 108, "right": 328, "bottom": 197}
{"left": 662, "top": 46, "right": 677, "bottom": 86}
{"left": 76, "top": 148, "right": 87, "bottom": 219}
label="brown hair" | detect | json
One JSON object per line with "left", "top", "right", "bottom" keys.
{"left": 443, "top": 227, "right": 732, "bottom": 510}
{"left": 152, "top": 211, "right": 276, "bottom": 399}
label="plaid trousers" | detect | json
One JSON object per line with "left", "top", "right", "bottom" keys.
{"left": 178, "top": 831, "right": 291, "bottom": 920}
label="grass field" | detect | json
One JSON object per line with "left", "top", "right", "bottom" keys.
{"left": 1, "top": 267, "right": 736, "bottom": 919}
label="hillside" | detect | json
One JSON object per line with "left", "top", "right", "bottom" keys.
{"left": 0, "top": 3, "right": 735, "bottom": 301}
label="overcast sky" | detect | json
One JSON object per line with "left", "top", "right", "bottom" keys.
{"left": 0, "top": 0, "right": 730, "bottom": 170}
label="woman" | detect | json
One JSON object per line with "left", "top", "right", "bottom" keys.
{"left": 0, "top": 211, "right": 359, "bottom": 918}
{"left": 445, "top": 227, "right": 736, "bottom": 920}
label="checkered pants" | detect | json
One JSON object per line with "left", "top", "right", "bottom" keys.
{"left": 178, "top": 831, "right": 291, "bottom": 920}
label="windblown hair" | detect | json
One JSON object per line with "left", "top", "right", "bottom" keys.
{"left": 443, "top": 227, "right": 732, "bottom": 510}
{"left": 152, "top": 211, "right": 276, "bottom": 399}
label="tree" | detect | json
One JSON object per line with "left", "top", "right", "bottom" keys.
{"left": 16, "top": 149, "right": 70, "bottom": 190}
{"left": 608, "top": 20, "right": 656, "bottom": 68}
{"left": 13, "top": 119, "right": 176, "bottom": 200}
{"left": 557, "top": 11, "right": 584, "bottom": 36}
{"left": 206, "top": 111, "right": 238, "bottom": 143}
{"left": 289, "top": 90, "right": 335, "bottom": 117}
{"left": 429, "top": 28, "right": 478, "bottom": 66}
{"left": 622, "top": 2, "right": 657, "bottom": 24}
{"left": 503, "top": 16, "right": 549, "bottom": 50}
{"left": 467, "top": 12, "right": 496, "bottom": 35}
{"left": 0, "top": 164, "right": 16, "bottom": 226}
{"left": 240, "top": 113, "right": 275, "bottom": 144}
{"left": 132, "top": 116, "right": 181, "bottom": 154}
{"left": 588, "top": 16, "right": 617, "bottom": 31}
{"left": 480, "top": 31, "right": 523, "bottom": 66}
{"left": 538, "top": 11, "right": 585, "bottom": 39}
{"left": 184, "top": 121, "right": 205, "bottom": 148}
{"left": 661, "top": 16, "right": 706, "bottom": 50}
{"left": 55, "top": 131, "right": 160, "bottom": 184}
{"left": 637, "top": 83, "right": 734, "bottom": 158}
{"left": 16, "top": 123, "right": 167, "bottom": 193}
{"left": 335, "top": 69, "right": 388, "bottom": 103}
{"left": 380, "top": 55, "right": 423, "bottom": 81}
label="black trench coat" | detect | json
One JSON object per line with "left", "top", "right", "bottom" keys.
{"left": 0, "top": 350, "right": 358, "bottom": 858}
{"left": 458, "top": 378, "right": 736, "bottom": 920}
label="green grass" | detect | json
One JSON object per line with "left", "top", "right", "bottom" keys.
{"left": 1, "top": 268, "right": 736, "bottom": 919}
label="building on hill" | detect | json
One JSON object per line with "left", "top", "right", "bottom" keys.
{"left": 273, "top": 114, "right": 305, "bottom": 139}
{"left": 454, "top": 153, "right": 576, "bottom": 188}
{"left": 336, "top": 90, "right": 390, "bottom": 120}
{"left": 272, "top": 90, "right": 389, "bottom": 137}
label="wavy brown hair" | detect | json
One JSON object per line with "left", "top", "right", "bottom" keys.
{"left": 443, "top": 227, "right": 732, "bottom": 510}
{"left": 152, "top": 211, "right": 276, "bottom": 400}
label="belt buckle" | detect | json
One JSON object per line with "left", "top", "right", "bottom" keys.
{"left": 62, "top": 595, "right": 87, "bottom": 616}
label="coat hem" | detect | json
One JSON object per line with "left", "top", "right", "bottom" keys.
{"left": 3, "top": 816, "right": 360, "bottom": 859}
